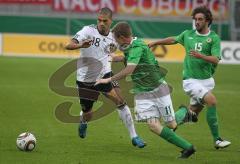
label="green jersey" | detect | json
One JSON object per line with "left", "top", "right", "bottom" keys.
{"left": 123, "top": 37, "right": 164, "bottom": 93}
{"left": 175, "top": 30, "right": 221, "bottom": 79}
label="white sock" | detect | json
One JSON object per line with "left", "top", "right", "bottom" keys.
{"left": 117, "top": 105, "right": 137, "bottom": 139}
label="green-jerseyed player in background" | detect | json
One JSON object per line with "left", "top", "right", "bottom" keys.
{"left": 149, "top": 6, "right": 231, "bottom": 149}
{"left": 95, "top": 22, "right": 195, "bottom": 158}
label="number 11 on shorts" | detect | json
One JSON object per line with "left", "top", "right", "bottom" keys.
{"left": 165, "top": 105, "right": 172, "bottom": 115}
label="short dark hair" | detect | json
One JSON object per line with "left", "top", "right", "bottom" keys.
{"left": 98, "top": 7, "right": 113, "bottom": 19}
{"left": 112, "top": 22, "right": 132, "bottom": 38}
{"left": 192, "top": 6, "right": 213, "bottom": 26}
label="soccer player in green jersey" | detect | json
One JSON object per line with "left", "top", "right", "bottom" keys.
{"left": 95, "top": 22, "right": 196, "bottom": 158}
{"left": 149, "top": 6, "right": 231, "bottom": 149}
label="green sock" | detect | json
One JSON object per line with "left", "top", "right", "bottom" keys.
{"left": 175, "top": 106, "right": 188, "bottom": 125}
{"left": 160, "top": 127, "right": 192, "bottom": 150}
{"left": 206, "top": 106, "right": 219, "bottom": 141}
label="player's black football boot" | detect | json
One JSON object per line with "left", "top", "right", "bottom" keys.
{"left": 179, "top": 105, "right": 198, "bottom": 123}
{"left": 179, "top": 146, "right": 196, "bottom": 159}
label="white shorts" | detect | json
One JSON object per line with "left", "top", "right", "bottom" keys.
{"left": 134, "top": 83, "right": 175, "bottom": 122}
{"left": 183, "top": 78, "right": 215, "bottom": 105}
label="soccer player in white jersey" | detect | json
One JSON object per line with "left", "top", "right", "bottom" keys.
{"left": 149, "top": 6, "right": 231, "bottom": 149}
{"left": 65, "top": 7, "right": 145, "bottom": 148}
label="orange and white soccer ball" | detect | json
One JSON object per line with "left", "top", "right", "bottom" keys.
{"left": 16, "top": 132, "right": 36, "bottom": 151}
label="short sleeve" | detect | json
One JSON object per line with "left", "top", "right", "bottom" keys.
{"left": 211, "top": 36, "right": 221, "bottom": 60}
{"left": 127, "top": 47, "right": 143, "bottom": 65}
{"left": 174, "top": 30, "right": 188, "bottom": 45}
{"left": 72, "top": 26, "right": 91, "bottom": 43}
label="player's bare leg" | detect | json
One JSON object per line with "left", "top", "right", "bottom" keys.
{"left": 147, "top": 118, "right": 195, "bottom": 158}
{"left": 81, "top": 110, "right": 93, "bottom": 122}
{"left": 104, "top": 87, "right": 146, "bottom": 148}
{"left": 166, "top": 119, "right": 177, "bottom": 131}
{"left": 203, "top": 91, "right": 231, "bottom": 149}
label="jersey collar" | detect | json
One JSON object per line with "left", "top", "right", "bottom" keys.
{"left": 195, "top": 29, "right": 211, "bottom": 36}
{"left": 97, "top": 27, "right": 110, "bottom": 36}
{"left": 130, "top": 37, "right": 137, "bottom": 44}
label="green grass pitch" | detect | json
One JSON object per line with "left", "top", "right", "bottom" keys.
{"left": 0, "top": 56, "right": 240, "bottom": 164}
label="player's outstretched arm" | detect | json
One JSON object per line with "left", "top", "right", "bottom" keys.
{"left": 190, "top": 50, "right": 219, "bottom": 64}
{"left": 148, "top": 37, "right": 176, "bottom": 48}
{"left": 95, "top": 65, "right": 136, "bottom": 85}
{"left": 109, "top": 53, "right": 125, "bottom": 62}
{"left": 65, "top": 39, "right": 92, "bottom": 50}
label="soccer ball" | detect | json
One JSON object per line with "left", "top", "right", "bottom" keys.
{"left": 16, "top": 132, "right": 36, "bottom": 151}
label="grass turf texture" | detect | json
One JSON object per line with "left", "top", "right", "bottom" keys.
{"left": 0, "top": 56, "right": 239, "bottom": 164}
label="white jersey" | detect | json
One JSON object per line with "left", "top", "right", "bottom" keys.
{"left": 73, "top": 25, "right": 117, "bottom": 82}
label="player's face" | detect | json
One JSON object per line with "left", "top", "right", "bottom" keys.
{"left": 114, "top": 35, "right": 130, "bottom": 51}
{"left": 114, "top": 36, "right": 125, "bottom": 45}
{"left": 194, "top": 13, "right": 208, "bottom": 32}
{"left": 97, "top": 14, "right": 112, "bottom": 35}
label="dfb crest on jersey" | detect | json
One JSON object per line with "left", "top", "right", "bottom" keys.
{"left": 104, "top": 43, "right": 117, "bottom": 53}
